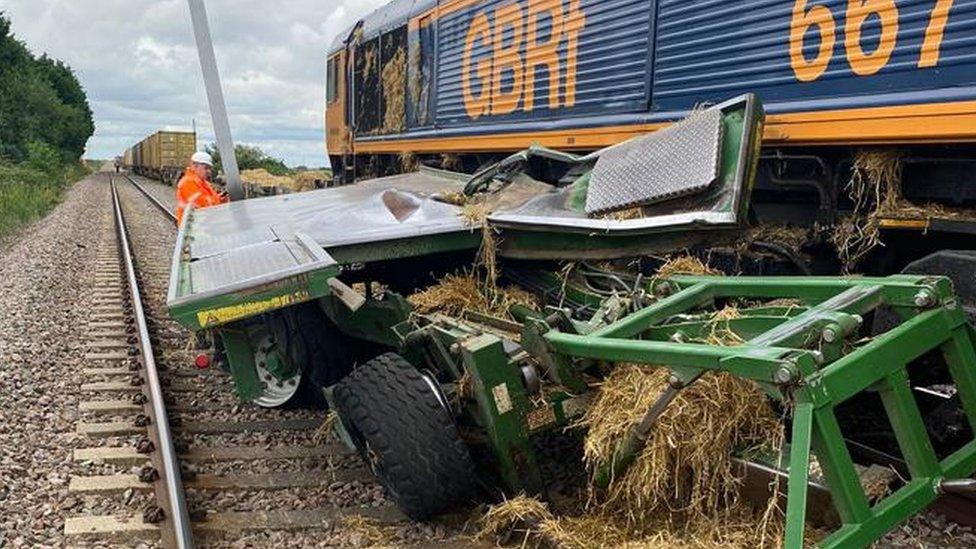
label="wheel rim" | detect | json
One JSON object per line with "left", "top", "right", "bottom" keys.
{"left": 252, "top": 361, "right": 301, "bottom": 407}
{"left": 251, "top": 333, "right": 302, "bottom": 408}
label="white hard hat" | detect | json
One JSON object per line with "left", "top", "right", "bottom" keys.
{"left": 191, "top": 151, "right": 214, "bottom": 167}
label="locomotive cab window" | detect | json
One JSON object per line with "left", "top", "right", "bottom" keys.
{"left": 326, "top": 56, "right": 338, "bottom": 104}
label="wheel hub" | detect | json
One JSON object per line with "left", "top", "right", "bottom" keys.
{"left": 251, "top": 334, "right": 301, "bottom": 408}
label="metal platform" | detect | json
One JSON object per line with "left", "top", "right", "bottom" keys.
{"left": 167, "top": 172, "right": 477, "bottom": 330}
{"left": 184, "top": 171, "right": 472, "bottom": 254}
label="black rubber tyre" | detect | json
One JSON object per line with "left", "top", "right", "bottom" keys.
{"left": 333, "top": 353, "right": 477, "bottom": 520}
{"left": 287, "top": 303, "right": 353, "bottom": 408}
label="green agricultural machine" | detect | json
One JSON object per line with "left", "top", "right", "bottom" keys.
{"left": 166, "top": 95, "right": 976, "bottom": 547}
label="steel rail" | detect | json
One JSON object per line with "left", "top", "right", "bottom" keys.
{"left": 111, "top": 180, "right": 193, "bottom": 548}
{"left": 123, "top": 174, "right": 178, "bottom": 224}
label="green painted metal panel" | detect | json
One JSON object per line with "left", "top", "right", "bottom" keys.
{"left": 786, "top": 402, "right": 814, "bottom": 549}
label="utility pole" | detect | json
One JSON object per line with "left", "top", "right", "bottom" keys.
{"left": 187, "top": 0, "right": 244, "bottom": 200}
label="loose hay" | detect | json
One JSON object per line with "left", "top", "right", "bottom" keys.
{"left": 478, "top": 363, "right": 789, "bottom": 548}
{"left": 478, "top": 495, "right": 557, "bottom": 545}
{"left": 698, "top": 304, "right": 745, "bottom": 346}
{"left": 408, "top": 45, "right": 423, "bottom": 102}
{"left": 338, "top": 514, "right": 393, "bottom": 547}
{"left": 478, "top": 495, "right": 793, "bottom": 549}
{"left": 831, "top": 148, "right": 976, "bottom": 271}
{"left": 477, "top": 495, "right": 637, "bottom": 549}
{"left": 313, "top": 410, "right": 338, "bottom": 445}
{"left": 410, "top": 190, "right": 524, "bottom": 321}
{"left": 858, "top": 464, "right": 896, "bottom": 503}
{"left": 241, "top": 168, "right": 295, "bottom": 189}
{"left": 477, "top": 211, "right": 500, "bottom": 287}
{"left": 654, "top": 255, "right": 721, "bottom": 277}
{"left": 579, "top": 364, "right": 782, "bottom": 525}
{"left": 408, "top": 273, "right": 487, "bottom": 317}
{"left": 460, "top": 201, "right": 489, "bottom": 227}
{"left": 184, "top": 330, "right": 202, "bottom": 352}
{"left": 550, "top": 253, "right": 787, "bottom": 547}
{"left": 438, "top": 188, "right": 470, "bottom": 206}
{"left": 742, "top": 224, "right": 811, "bottom": 253}
{"left": 603, "top": 206, "right": 645, "bottom": 221}
{"left": 441, "top": 153, "right": 462, "bottom": 171}
{"left": 241, "top": 169, "right": 330, "bottom": 193}
{"left": 407, "top": 272, "right": 537, "bottom": 321}
{"left": 833, "top": 149, "right": 902, "bottom": 273}
{"left": 361, "top": 46, "right": 377, "bottom": 77}
{"left": 381, "top": 48, "right": 406, "bottom": 133}
{"left": 398, "top": 150, "right": 418, "bottom": 172}
{"left": 294, "top": 170, "right": 331, "bottom": 191}
{"left": 455, "top": 199, "right": 502, "bottom": 289}
{"left": 469, "top": 257, "right": 832, "bottom": 548}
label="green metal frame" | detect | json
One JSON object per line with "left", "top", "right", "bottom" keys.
{"left": 220, "top": 327, "right": 263, "bottom": 402}
{"left": 169, "top": 268, "right": 339, "bottom": 332}
{"left": 541, "top": 275, "right": 976, "bottom": 548}
{"left": 199, "top": 262, "right": 976, "bottom": 547}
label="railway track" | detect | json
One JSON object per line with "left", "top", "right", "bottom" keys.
{"left": 63, "top": 176, "right": 467, "bottom": 547}
{"left": 123, "top": 174, "right": 177, "bottom": 224}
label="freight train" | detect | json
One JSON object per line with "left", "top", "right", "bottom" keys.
{"left": 122, "top": 130, "right": 196, "bottom": 185}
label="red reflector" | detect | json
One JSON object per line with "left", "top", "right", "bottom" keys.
{"left": 194, "top": 354, "right": 211, "bottom": 369}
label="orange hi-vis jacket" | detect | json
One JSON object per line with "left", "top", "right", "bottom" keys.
{"left": 175, "top": 168, "right": 226, "bottom": 225}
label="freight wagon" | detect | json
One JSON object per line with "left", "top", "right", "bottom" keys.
{"left": 123, "top": 130, "right": 197, "bottom": 185}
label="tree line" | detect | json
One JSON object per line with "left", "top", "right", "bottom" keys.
{"left": 204, "top": 143, "right": 292, "bottom": 175}
{"left": 0, "top": 13, "right": 94, "bottom": 165}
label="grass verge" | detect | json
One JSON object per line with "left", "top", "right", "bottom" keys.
{"left": 0, "top": 160, "right": 94, "bottom": 241}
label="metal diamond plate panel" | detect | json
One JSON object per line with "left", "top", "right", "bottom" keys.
{"left": 585, "top": 108, "right": 724, "bottom": 216}
{"left": 191, "top": 226, "right": 278, "bottom": 259}
{"left": 189, "top": 241, "right": 302, "bottom": 296}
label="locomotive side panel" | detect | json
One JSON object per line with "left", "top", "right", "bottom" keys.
{"left": 342, "top": 0, "right": 976, "bottom": 154}
{"left": 433, "top": 0, "right": 654, "bottom": 128}
{"left": 654, "top": 0, "right": 976, "bottom": 143}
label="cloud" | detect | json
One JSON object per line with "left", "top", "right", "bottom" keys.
{"left": 2, "top": 0, "right": 388, "bottom": 167}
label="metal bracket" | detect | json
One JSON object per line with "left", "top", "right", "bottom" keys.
{"left": 327, "top": 278, "right": 366, "bottom": 312}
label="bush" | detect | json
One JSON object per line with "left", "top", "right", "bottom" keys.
{"left": 25, "top": 141, "right": 60, "bottom": 175}
{"left": 205, "top": 143, "right": 293, "bottom": 176}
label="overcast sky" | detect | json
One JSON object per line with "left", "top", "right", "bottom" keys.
{"left": 1, "top": 0, "right": 389, "bottom": 167}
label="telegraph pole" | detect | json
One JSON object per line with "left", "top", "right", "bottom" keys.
{"left": 187, "top": 0, "right": 244, "bottom": 200}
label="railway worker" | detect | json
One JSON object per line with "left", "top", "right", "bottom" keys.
{"left": 175, "top": 151, "right": 227, "bottom": 225}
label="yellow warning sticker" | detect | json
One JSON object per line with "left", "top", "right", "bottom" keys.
{"left": 196, "top": 290, "right": 310, "bottom": 328}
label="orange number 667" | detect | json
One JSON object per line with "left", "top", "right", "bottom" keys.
{"left": 790, "top": 0, "right": 953, "bottom": 82}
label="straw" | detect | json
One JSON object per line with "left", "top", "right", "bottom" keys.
{"left": 381, "top": 48, "right": 406, "bottom": 133}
